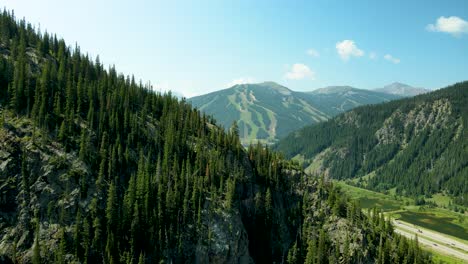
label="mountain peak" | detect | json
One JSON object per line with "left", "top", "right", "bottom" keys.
{"left": 390, "top": 81, "right": 406, "bottom": 86}
{"left": 376, "top": 82, "right": 429, "bottom": 97}
{"left": 384, "top": 82, "right": 411, "bottom": 89}
{"left": 231, "top": 81, "right": 292, "bottom": 95}
{"left": 311, "top": 86, "right": 358, "bottom": 94}
{"left": 259, "top": 81, "right": 282, "bottom": 86}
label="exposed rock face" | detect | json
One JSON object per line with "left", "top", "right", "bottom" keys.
{"left": 0, "top": 116, "right": 90, "bottom": 263}
{"left": 337, "top": 111, "right": 360, "bottom": 128}
{"left": 195, "top": 209, "right": 253, "bottom": 264}
{"left": 0, "top": 115, "right": 252, "bottom": 263}
{"left": 375, "top": 99, "right": 455, "bottom": 146}
{"left": 0, "top": 114, "right": 306, "bottom": 264}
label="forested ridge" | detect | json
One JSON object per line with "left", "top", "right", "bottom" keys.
{"left": 188, "top": 82, "right": 400, "bottom": 146}
{"left": 0, "top": 10, "right": 432, "bottom": 263}
{"left": 276, "top": 80, "right": 468, "bottom": 206}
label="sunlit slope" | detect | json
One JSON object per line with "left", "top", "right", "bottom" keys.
{"left": 277, "top": 81, "right": 468, "bottom": 205}
{"left": 190, "top": 82, "right": 400, "bottom": 144}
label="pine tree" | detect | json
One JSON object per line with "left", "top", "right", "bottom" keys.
{"left": 287, "top": 241, "right": 299, "bottom": 264}
{"left": 265, "top": 187, "right": 273, "bottom": 223}
{"left": 304, "top": 239, "right": 316, "bottom": 264}
{"left": 225, "top": 177, "right": 236, "bottom": 210}
{"left": 106, "top": 182, "right": 118, "bottom": 231}
{"left": 317, "top": 229, "right": 326, "bottom": 264}
{"left": 56, "top": 227, "right": 67, "bottom": 263}
{"left": 138, "top": 252, "right": 145, "bottom": 264}
{"left": 40, "top": 62, "right": 51, "bottom": 124}
{"left": 32, "top": 217, "right": 41, "bottom": 264}
{"left": 82, "top": 217, "right": 91, "bottom": 264}
{"left": 74, "top": 210, "right": 82, "bottom": 257}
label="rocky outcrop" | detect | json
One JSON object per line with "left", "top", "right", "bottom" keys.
{"left": 0, "top": 115, "right": 89, "bottom": 263}
{"left": 375, "top": 99, "right": 455, "bottom": 146}
{"left": 0, "top": 113, "right": 257, "bottom": 263}
{"left": 195, "top": 208, "right": 252, "bottom": 264}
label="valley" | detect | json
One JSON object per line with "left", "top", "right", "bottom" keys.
{"left": 336, "top": 181, "right": 468, "bottom": 262}
{"left": 0, "top": 9, "right": 436, "bottom": 263}
{"left": 280, "top": 80, "right": 468, "bottom": 262}
{"left": 278, "top": 81, "right": 468, "bottom": 208}
{"left": 1, "top": 2, "right": 467, "bottom": 263}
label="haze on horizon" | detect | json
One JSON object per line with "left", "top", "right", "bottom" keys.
{"left": 3, "top": 0, "right": 468, "bottom": 97}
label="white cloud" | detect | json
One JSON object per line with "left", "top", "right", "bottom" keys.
{"left": 336, "top": 40, "right": 364, "bottom": 61}
{"left": 284, "top": 63, "right": 315, "bottom": 80}
{"left": 369, "top": 51, "right": 377, "bottom": 60}
{"left": 384, "top": 54, "right": 400, "bottom": 64}
{"left": 306, "top": 48, "right": 320, "bottom": 57}
{"left": 225, "top": 77, "right": 256, "bottom": 88}
{"left": 426, "top": 16, "right": 468, "bottom": 36}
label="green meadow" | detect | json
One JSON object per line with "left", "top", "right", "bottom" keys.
{"left": 336, "top": 181, "right": 468, "bottom": 242}
{"left": 395, "top": 211, "right": 468, "bottom": 241}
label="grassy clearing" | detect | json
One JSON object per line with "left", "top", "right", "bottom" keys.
{"left": 304, "top": 148, "right": 331, "bottom": 175}
{"left": 393, "top": 210, "right": 468, "bottom": 241}
{"left": 305, "top": 159, "right": 322, "bottom": 174}
{"left": 349, "top": 172, "right": 376, "bottom": 186}
{"left": 358, "top": 196, "right": 401, "bottom": 211}
{"left": 336, "top": 181, "right": 408, "bottom": 212}
{"left": 428, "top": 248, "right": 466, "bottom": 264}
{"left": 427, "top": 193, "right": 454, "bottom": 208}
{"left": 292, "top": 154, "right": 305, "bottom": 165}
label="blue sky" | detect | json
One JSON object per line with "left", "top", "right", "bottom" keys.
{"left": 3, "top": 0, "right": 468, "bottom": 97}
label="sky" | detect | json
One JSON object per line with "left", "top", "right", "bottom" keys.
{"left": 3, "top": 0, "right": 468, "bottom": 97}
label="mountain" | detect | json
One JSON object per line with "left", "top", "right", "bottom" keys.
{"left": 375, "top": 82, "right": 430, "bottom": 97}
{"left": 189, "top": 82, "right": 330, "bottom": 145}
{"left": 308, "top": 85, "right": 402, "bottom": 115}
{"left": 189, "top": 83, "right": 400, "bottom": 145}
{"left": 276, "top": 82, "right": 468, "bottom": 206}
{"left": 0, "top": 10, "right": 433, "bottom": 263}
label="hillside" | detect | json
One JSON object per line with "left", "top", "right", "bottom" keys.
{"left": 0, "top": 10, "right": 433, "bottom": 263}
{"left": 276, "top": 82, "right": 468, "bottom": 206}
{"left": 308, "top": 85, "right": 402, "bottom": 115}
{"left": 189, "top": 82, "right": 329, "bottom": 145}
{"left": 189, "top": 82, "right": 399, "bottom": 145}
{"left": 374, "top": 82, "right": 430, "bottom": 97}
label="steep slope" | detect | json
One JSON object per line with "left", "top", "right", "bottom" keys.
{"left": 189, "top": 82, "right": 399, "bottom": 145}
{"left": 308, "top": 85, "right": 402, "bottom": 115}
{"left": 189, "top": 82, "right": 330, "bottom": 145}
{"left": 276, "top": 82, "right": 468, "bottom": 205}
{"left": 375, "top": 82, "right": 430, "bottom": 97}
{"left": 0, "top": 10, "right": 433, "bottom": 264}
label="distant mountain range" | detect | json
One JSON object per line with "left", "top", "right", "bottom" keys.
{"left": 307, "top": 85, "right": 402, "bottom": 116}
{"left": 189, "top": 82, "right": 410, "bottom": 144}
{"left": 374, "top": 82, "right": 430, "bottom": 97}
